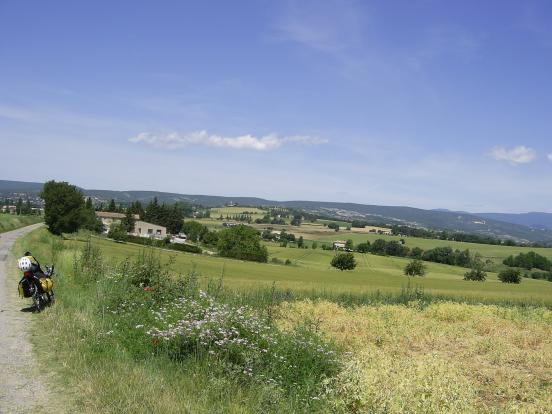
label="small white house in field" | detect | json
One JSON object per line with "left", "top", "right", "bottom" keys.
{"left": 333, "top": 240, "right": 347, "bottom": 250}
{"left": 132, "top": 221, "right": 167, "bottom": 239}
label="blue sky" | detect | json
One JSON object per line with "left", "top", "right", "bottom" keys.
{"left": 1, "top": 0, "right": 551, "bottom": 212}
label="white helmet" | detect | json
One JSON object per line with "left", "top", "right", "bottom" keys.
{"left": 18, "top": 257, "right": 32, "bottom": 272}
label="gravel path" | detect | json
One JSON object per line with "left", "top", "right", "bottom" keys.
{"left": 0, "top": 224, "right": 53, "bottom": 414}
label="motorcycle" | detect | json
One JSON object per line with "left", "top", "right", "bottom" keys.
{"left": 18, "top": 265, "right": 55, "bottom": 312}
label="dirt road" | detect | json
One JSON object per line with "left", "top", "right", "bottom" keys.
{"left": 0, "top": 224, "right": 52, "bottom": 413}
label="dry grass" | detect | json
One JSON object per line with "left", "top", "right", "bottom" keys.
{"left": 277, "top": 301, "right": 552, "bottom": 413}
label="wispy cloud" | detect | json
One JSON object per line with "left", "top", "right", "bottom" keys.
{"left": 129, "top": 131, "right": 328, "bottom": 151}
{"left": 547, "top": 153, "right": 552, "bottom": 162}
{"left": 0, "top": 104, "right": 138, "bottom": 129}
{"left": 489, "top": 146, "right": 537, "bottom": 165}
{"left": 271, "top": 0, "right": 363, "bottom": 54}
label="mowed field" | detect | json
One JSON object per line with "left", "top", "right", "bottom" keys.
{"left": 67, "top": 234, "right": 552, "bottom": 306}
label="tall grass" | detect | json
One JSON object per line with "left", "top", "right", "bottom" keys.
{"left": 0, "top": 213, "right": 42, "bottom": 233}
{"left": 13, "top": 228, "right": 552, "bottom": 413}
{"left": 16, "top": 231, "right": 339, "bottom": 413}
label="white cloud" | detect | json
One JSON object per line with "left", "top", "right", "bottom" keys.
{"left": 129, "top": 131, "right": 327, "bottom": 151}
{"left": 489, "top": 146, "right": 536, "bottom": 165}
{"left": 548, "top": 153, "right": 552, "bottom": 162}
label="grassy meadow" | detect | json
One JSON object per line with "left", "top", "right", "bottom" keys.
{"left": 60, "top": 233, "right": 552, "bottom": 306}
{"left": 12, "top": 227, "right": 552, "bottom": 413}
{"left": 0, "top": 213, "right": 42, "bottom": 233}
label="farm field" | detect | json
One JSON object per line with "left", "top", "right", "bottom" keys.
{"left": 62, "top": 233, "right": 552, "bottom": 306}
{"left": 14, "top": 227, "right": 552, "bottom": 413}
{"left": 197, "top": 213, "right": 552, "bottom": 265}
{"left": 0, "top": 213, "right": 42, "bottom": 233}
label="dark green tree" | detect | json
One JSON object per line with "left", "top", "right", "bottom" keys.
{"left": 107, "top": 198, "right": 117, "bottom": 212}
{"left": 464, "top": 261, "right": 487, "bottom": 281}
{"left": 21, "top": 199, "right": 32, "bottom": 215}
{"left": 371, "top": 239, "right": 388, "bottom": 255}
{"left": 201, "top": 230, "right": 219, "bottom": 246}
{"left": 331, "top": 252, "right": 357, "bottom": 271}
{"left": 404, "top": 259, "right": 426, "bottom": 277}
{"left": 41, "top": 180, "right": 97, "bottom": 235}
{"left": 217, "top": 225, "right": 268, "bottom": 262}
{"left": 498, "top": 269, "right": 522, "bottom": 284}
{"left": 16, "top": 197, "right": 23, "bottom": 215}
{"left": 345, "top": 239, "right": 354, "bottom": 251}
{"left": 410, "top": 247, "right": 424, "bottom": 259}
{"left": 107, "top": 222, "right": 128, "bottom": 241}
{"left": 297, "top": 236, "right": 304, "bottom": 248}
{"left": 182, "top": 220, "right": 208, "bottom": 242}
{"left": 121, "top": 209, "right": 136, "bottom": 233}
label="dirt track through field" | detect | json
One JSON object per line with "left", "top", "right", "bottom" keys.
{"left": 0, "top": 224, "right": 53, "bottom": 413}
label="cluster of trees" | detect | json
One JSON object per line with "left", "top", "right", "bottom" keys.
{"left": 255, "top": 214, "right": 285, "bottom": 225}
{"left": 141, "top": 198, "right": 189, "bottom": 234}
{"left": 327, "top": 222, "right": 340, "bottom": 231}
{"left": 217, "top": 224, "right": 268, "bottom": 263}
{"left": 503, "top": 251, "right": 551, "bottom": 271}
{"left": 15, "top": 198, "right": 34, "bottom": 215}
{"left": 41, "top": 181, "right": 102, "bottom": 235}
{"left": 390, "top": 225, "right": 523, "bottom": 247}
{"left": 290, "top": 213, "right": 302, "bottom": 226}
{"left": 222, "top": 213, "right": 253, "bottom": 223}
{"left": 353, "top": 238, "right": 479, "bottom": 269}
{"left": 528, "top": 271, "right": 552, "bottom": 282}
{"left": 181, "top": 220, "right": 219, "bottom": 247}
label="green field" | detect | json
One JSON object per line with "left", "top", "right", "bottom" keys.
{"left": 62, "top": 233, "right": 552, "bottom": 306}
{"left": 0, "top": 213, "right": 42, "bottom": 233}
{"left": 14, "top": 228, "right": 552, "bottom": 413}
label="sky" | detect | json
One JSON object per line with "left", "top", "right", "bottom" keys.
{"left": 1, "top": 0, "right": 551, "bottom": 213}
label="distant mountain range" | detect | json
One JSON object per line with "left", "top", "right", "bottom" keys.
{"left": 2, "top": 179, "right": 552, "bottom": 244}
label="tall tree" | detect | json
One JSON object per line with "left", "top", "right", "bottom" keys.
{"left": 16, "top": 197, "right": 23, "bottom": 215}
{"left": 121, "top": 209, "right": 136, "bottom": 233}
{"left": 41, "top": 180, "right": 97, "bottom": 235}
{"left": 107, "top": 198, "right": 117, "bottom": 212}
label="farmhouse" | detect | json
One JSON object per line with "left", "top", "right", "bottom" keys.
{"left": 132, "top": 220, "right": 167, "bottom": 239}
{"left": 333, "top": 240, "right": 347, "bottom": 250}
{"left": 1, "top": 205, "right": 17, "bottom": 214}
{"left": 95, "top": 211, "right": 140, "bottom": 233}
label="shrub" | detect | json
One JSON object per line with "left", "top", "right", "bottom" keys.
{"left": 168, "top": 242, "right": 202, "bottom": 254}
{"left": 498, "top": 268, "right": 522, "bottom": 284}
{"left": 463, "top": 266, "right": 486, "bottom": 282}
{"left": 107, "top": 223, "right": 128, "bottom": 242}
{"left": 404, "top": 259, "right": 426, "bottom": 277}
{"left": 410, "top": 247, "right": 424, "bottom": 259}
{"left": 356, "top": 242, "right": 370, "bottom": 253}
{"left": 331, "top": 253, "right": 356, "bottom": 271}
